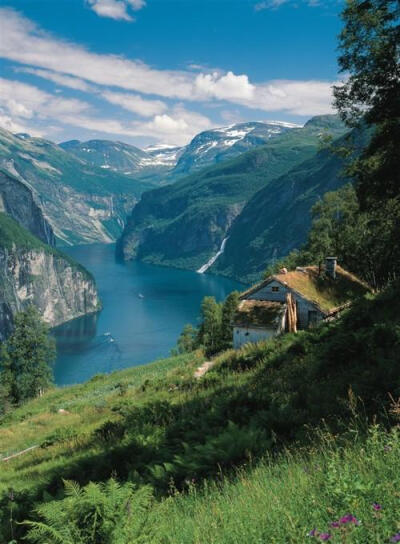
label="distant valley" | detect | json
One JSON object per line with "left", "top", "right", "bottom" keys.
{"left": 118, "top": 114, "right": 348, "bottom": 281}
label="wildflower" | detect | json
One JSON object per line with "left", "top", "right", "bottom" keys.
{"left": 372, "top": 502, "right": 382, "bottom": 511}
{"left": 391, "top": 534, "right": 400, "bottom": 543}
{"left": 339, "top": 514, "right": 359, "bottom": 525}
{"left": 319, "top": 533, "right": 331, "bottom": 541}
{"left": 330, "top": 521, "right": 340, "bottom": 528}
{"left": 308, "top": 528, "right": 318, "bottom": 537}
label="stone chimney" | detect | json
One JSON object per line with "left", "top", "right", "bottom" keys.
{"left": 325, "top": 257, "right": 337, "bottom": 279}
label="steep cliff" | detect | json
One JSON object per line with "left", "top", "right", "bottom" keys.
{"left": 0, "top": 169, "right": 54, "bottom": 246}
{"left": 0, "top": 128, "right": 153, "bottom": 246}
{"left": 117, "top": 115, "right": 347, "bottom": 271}
{"left": 0, "top": 213, "right": 100, "bottom": 339}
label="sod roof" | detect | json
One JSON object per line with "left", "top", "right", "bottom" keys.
{"left": 233, "top": 300, "right": 285, "bottom": 328}
{"left": 241, "top": 265, "right": 371, "bottom": 314}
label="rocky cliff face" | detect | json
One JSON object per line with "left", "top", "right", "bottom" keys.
{"left": 0, "top": 169, "right": 100, "bottom": 339}
{"left": 0, "top": 170, "right": 55, "bottom": 246}
{"left": 0, "top": 244, "right": 100, "bottom": 340}
{"left": 0, "top": 128, "right": 151, "bottom": 246}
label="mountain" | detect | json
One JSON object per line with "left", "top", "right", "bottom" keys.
{"left": 0, "top": 170, "right": 100, "bottom": 339}
{"left": 213, "top": 126, "right": 371, "bottom": 283}
{"left": 0, "top": 128, "right": 153, "bottom": 245}
{"left": 117, "top": 115, "right": 347, "bottom": 272}
{"left": 173, "top": 121, "right": 299, "bottom": 175}
{"left": 60, "top": 139, "right": 150, "bottom": 174}
{"left": 59, "top": 122, "right": 297, "bottom": 185}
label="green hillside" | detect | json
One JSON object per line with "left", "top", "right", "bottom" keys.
{"left": 118, "top": 115, "right": 347, "bottom": 270}
{"left": 213, "top": 127, "right": 371, "bottom": 283}
{"left": 1, "top": 283, "right": 399, "bottom": 542}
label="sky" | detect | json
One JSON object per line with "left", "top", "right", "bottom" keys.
{"left": 0, "top": 0, "right": 344, "bottom": 148}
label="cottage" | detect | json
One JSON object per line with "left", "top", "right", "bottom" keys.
{"left": 232, "top": 257, "right": 370, "bottom": 349}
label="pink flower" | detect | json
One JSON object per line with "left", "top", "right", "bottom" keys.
{"left": 319, "top": 533, "right": 332, "bottom": 541}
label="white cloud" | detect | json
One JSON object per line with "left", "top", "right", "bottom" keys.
{"left": 254, "top": 0, "right": 289, "bottom": 10}
{"left": 0, "top": 8, "right": 336, "bottom": 117}
{"left": 0, "top": 78, "right": 212, "bottom": 145}
{"left": 0, "top": 9, "right": 193, "bottom": 99}
{"left": 0, "top": 112, "right": 42, "bottom": 136}
{"left": 194, "top": 71, "right": 255, "bottom": 101}
{"left": 101, "top": 90, "right": 167, "bottom": 117}
{"left": 126, "top": 0, "right": 146, "bottom": 9}
{"left": 87, "top": 0, "right": 145, "bottom": 21}
{"left": 249, "top": 80, "right": 335, "bottom": 115}
{"left": 14, "top": 67, "right": 93, "bottom": 92}
{"left": 0, "top": 78, "right": 89, "bottom": 120}
{"left": 140, "top": 106, "right": 213, "bottom": 144}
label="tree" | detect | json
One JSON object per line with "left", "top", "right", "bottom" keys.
{"left": 0, "top": 306, "right": 56, "bottom": 404}
{"left": 220, "top": 291, "right": 240, "bottom": 350}
{"left": 268, "top": 184, "right": 400, "bottom": 289}
{"left": 0, "top": 343, "right": 13, "bottom": 414}
{"left": 176, "top": 324, "right": 197, "bottom": 354}
{"left": 333, "top": 0, "right": 400, "bottom": 208}
{"left": 197, "top": 296, "right": 223, "bottom": 356}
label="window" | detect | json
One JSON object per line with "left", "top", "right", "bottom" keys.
{"left": 272, "top": 286, "right": 279, "bottom": 292}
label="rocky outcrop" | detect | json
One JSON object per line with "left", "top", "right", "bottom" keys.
{"left": 0, "top": 244, "right": 100, "bottom": 340}
{"left": 0, "top": 170, "right": 55, "bottom": 246}
{"left": 0, "top": 168, "right": 100, "bottom": 339}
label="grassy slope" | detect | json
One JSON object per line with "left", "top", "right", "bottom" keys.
{"left": 119, "top": 117, "right": 347, "bottom": 270}
{"left": 1, "top": 284, "right": 399, "bottom": 542}
{"left": 152, "top": 425, "right": 400, "bottom": 544}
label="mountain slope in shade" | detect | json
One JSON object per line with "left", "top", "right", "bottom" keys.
{"left": 212, "top": 126, "right": 370, "bottom": 283}
{"left": 0, "top": 128, "right": 153, "bottom": 246}
{"left": 118, "top": 115, "right": 347, "bottom": 272}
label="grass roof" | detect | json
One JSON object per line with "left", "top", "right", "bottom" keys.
{"left": 233, "top": 300, "right": 285, "bottom": 328}
{"left": 241, "top": 265, "right": 371, "bottom": 313}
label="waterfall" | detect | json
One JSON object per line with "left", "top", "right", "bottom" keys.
{"left": 197, "top": 237, "right": 228, "bottom": 274}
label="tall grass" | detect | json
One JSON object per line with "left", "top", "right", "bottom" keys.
{"left": 151, "top": 425, "right": 400, "bottom": 544}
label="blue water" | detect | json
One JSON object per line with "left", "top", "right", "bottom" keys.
{"left": 53, "top": 244, "right": 243, "bottom": 385}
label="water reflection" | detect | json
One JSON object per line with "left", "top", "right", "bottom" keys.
{"left": 53, "top": 243, "right": 244, "bottom": 386}
{"left": 52, "top": 312, "right": 99, "bottom": 351}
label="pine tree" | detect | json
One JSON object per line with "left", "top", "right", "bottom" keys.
{"left": 0, "top": 306, "right": 56, "bottom": 404}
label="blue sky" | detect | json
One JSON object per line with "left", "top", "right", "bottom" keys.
{"left": 0, "top": 0, "right": 344, "bottom": 147}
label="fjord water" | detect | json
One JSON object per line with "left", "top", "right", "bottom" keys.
{"left": 53, "top": 244, "right": 243, "bottom": 385}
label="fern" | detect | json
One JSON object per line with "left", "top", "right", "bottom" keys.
{"left": 23, "top": 479, "right": 157, "bottom": 544}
